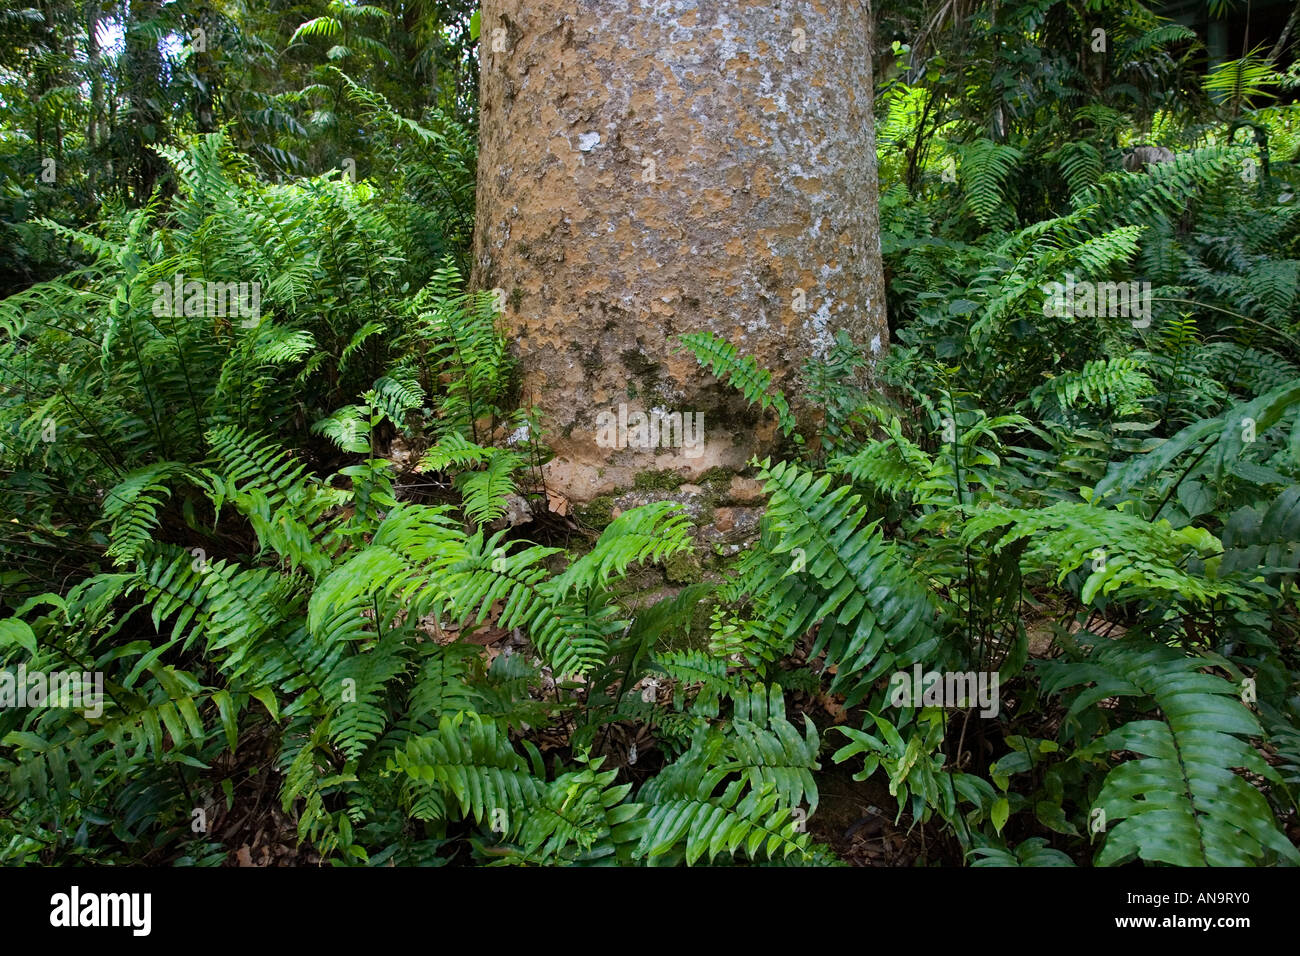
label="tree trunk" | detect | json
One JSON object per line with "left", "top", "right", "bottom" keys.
{"left": 472, "top": 0, "right": 887, "bottom": 501}
{"left": 87, "top": 0, "right": 105, "bottom": 154}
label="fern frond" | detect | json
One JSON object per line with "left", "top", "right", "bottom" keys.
{"left": 1041, "top": 641, "right": 1300, "bottom": 866}
{"left": 677, "top": 332, "right": 798, "bottom": 438}
{"left": 1030, "top": 358, "right": 1155, "bottom": 416}
{"left": 312, "top": 405, "right": 371, "bottom": 454}
{"left": 636, "top": 691, "right": 818, "bottom": 866}
{"left": 743, "top": 458, "right": 939, "bottom": 704}
{"left": 447, "top": 531, "right": 614, "bottom": 678}
{"left": 549, "top": 501, "right": 695, "bottom": 599}
{"left": 101, "top": 464, "right": 184, "bottom": 567}
{"left": 504, "top": 755, "right": 643, "bottom": 865}
{"left": 830, "top": 417, "right": 936, "bottom": 497}
{"left": 958, "top": 139, "right": 1023, "bottom": 228}
{"left": 651, "top": 647, "right": 738, "bottom": 720}
{"left": 389, "top": 712, "right": 546, "bottom": 833}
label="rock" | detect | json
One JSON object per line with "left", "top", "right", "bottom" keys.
{"left": 490, "top": 492, "right": 534, "bottom": 529}
{"left": 606, "top": 487, "right": 713, "bottom": 523}
{"left": 386, "top": 434, "right": 418, "bottom": 470}
{"left": 543, "top": 457, "right": 619, "bottom": 500}
{"left": 697, "top": 506, "right": 763, "bottom": 555}
{"left": 664, "top": 551, "right": 703, "bottom": 584}
{"left": 727, "top": 476, "right": 766, "bottom": 503}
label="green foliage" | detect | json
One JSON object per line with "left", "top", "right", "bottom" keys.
{"left": 420, "top": 434, "right": 524, "bottom": 526}
{"left": 683, "top": 306, "right": 1299, "bottom": 868}
{"left": 677, "top": 331, "right": 800, "bottom": 440}
{"left": 833, "top": 7, "right": 1300, "bottom": 865}
{"left": 1031, "top": 358, "right": 1155, "bottom": 417}
{"left": 549, "top": 502, "right": 696, "bottom": 599}
{"left": 958, "top": 139, "right": 1023, "bottom": 228}
{"left": 0, "top": 411, "right": 722, "bottom": 864}
{"left": 636, "top": 684, "right": 821, "bottom": 865}
{"left": 390, "top": 712, "right": 547, "bottom": 831}
{"left": 5, "top": 0, "right": 1300, "bottom": 871}
{"left": 737, "top": 457, "right": 939, "bottom": 705}
{"left": 971, "top": 838, "right": 1075, "bottom": 867}
{"left": 102, "top": 464, "right": 185, "bottom": 568}
{"left": 406, "top": 261, "right": 513, "bottom": 442}
{"left": 1041, "top": 642, "right": 1299, "bottom": 866}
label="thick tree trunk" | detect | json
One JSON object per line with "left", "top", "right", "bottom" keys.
{"left": 472, "top": 0, "right": 887, "bottom": 501}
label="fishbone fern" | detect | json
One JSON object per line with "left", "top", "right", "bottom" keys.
{"left": 1041, "top": 641, "right": 1300, "bottom": 867}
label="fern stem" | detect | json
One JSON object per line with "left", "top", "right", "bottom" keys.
{"left": 1150, "top": 440, "right": 1213, "bottom": 522}
{"left": 124, "top": 311, "right": 168, "bottom": 459}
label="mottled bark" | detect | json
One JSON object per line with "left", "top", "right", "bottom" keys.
{"left": 472, "top": 0, "right": 887, "bottom": 501}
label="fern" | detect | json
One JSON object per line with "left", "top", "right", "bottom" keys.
{"left": 389, "top": 712, "right": 546, "bottom": 835}
{"left": 369, "top": 374, "right": 424, "bottom": 435}
{"left": 1051, "top": 141, "right": 1104, "bottom": 207}
{"left": 1204, "top": 50, "right": 1279, "bottom": 111}
{"left": 1041, "top": 641, "right": 1300, "bottom": 867}
{"left": 834, "top": 709, "right": 957, "bottom": 825}
{"left": 831, "top": 415, "right": 935, "bottom": 498}
{"left": 496, "top": 754, "right": 644, "bottom": 865}
{"left": 739, "top": 458, "right": 939, "bottom": 704}
{"left": 101, "top": 464, "right": 184, "bottom": 567}
{"left": 457, "top": 451, "right": 524, "bottom": 526}
{"left": 409, "top": 262, "right": 511, "bottom": 440}
{"left": 548, "top": 501, "right": 695, "bottom": 599}
{"left": 312, "top": 404, "right": 371, "bottom": 454}
{"left": 958, "top": 501, "right": 1233, "bottom": 606}
{"left": 959, "top": 139, "right": 1023, "bottom": 228}
{"left": 677, "top": 332, "right": 799, "bottom": 439}
{"left": 635, "top": 684, "right": 819, "bottom": 865}
{"left": 971, "top": 837, "right": 1075, "bottom": 867}
{"left": 420, "top": 433, "right": 527, "bottom": 526}
{"left": 1030, "top": 358, "right": 1155, "bottom": 417}
{"left": 445, "top": 530, "right": 614, "bottom": 679}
